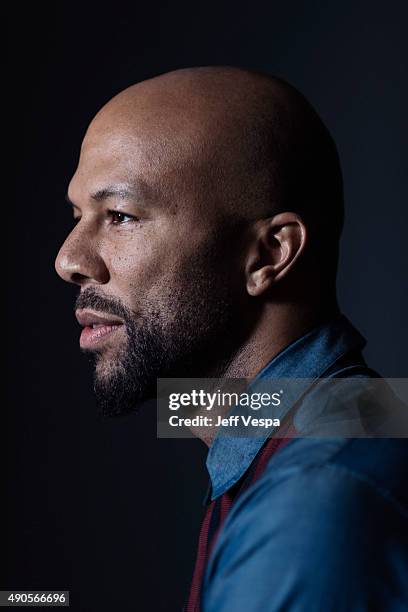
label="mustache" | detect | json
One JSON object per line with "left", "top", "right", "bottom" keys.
{"left": 74, "top": 288, "right": 134, "bottom": 322}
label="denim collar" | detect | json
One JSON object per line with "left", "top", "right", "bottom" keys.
{"left": 205, "top": 313, "right": 367, "bottom": 501}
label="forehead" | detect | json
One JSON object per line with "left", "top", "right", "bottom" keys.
{"left": 67, "top": 93, "right": 247, "bottom": 218}
{"left": 68, "top": 124, "right": 191, "bottom": 206}
{"left": 76, "top": 126, "right": 158, "bottom": 177}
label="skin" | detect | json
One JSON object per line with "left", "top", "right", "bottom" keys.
{"left": 55, "top": 66, "right": 340, "bottom": 444}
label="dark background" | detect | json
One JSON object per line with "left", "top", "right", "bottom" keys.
{"left": 7, "top": 1, "right": 407, "bottom": 611}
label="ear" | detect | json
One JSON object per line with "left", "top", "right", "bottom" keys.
{"left": 245, "top": 212, "right": 307, "bottom": 297}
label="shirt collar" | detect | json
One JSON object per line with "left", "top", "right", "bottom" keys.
{"left": 205, "top": 313, "right": 366, "bottom": 501}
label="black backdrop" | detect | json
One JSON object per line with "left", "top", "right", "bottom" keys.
{"left": 7, "top": 2, "right": 408, "bottom": 611}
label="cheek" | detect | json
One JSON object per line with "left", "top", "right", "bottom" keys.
{"left": 108, "top": 243, "right": 164, "bottom": 291}
{"left": 101, "top": 229, "right": 184, "bottom": 306}
{"left": 100, "top": 217, "right": 214, "bottom": 307}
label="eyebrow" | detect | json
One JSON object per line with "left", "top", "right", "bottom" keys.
{"left": 90, "top": 185, "right": 139, "bottom": 202}
{"left": 65, "top": 181, "right": 155, "bottom": 207}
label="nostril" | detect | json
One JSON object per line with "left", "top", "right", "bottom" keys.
{"left": 71, "top": 272, "right": 89, "bottom": 284}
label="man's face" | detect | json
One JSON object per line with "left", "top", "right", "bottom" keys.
{"left": 55, "top": 115, "right": 250, "bottom": 416}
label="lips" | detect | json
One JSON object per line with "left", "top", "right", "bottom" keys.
{"left": 75, "top": 309, "right": 124, "bottom": 350}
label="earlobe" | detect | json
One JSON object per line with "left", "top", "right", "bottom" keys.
{"left": 245, "top": 213, "right": 307, "bottom": 297}
{"left": 247, "top": 266, "right": 270, "bottom": 296}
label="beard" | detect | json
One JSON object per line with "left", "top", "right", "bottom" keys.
{"left": 74, "top": 238, "right": 252, "bottom": 418}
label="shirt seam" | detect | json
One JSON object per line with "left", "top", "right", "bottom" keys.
{"left": 252, "top": 457, "right": 408, "bottom": 522}
{"left": 324, "top": 460, "right": 408, "bottom": 518}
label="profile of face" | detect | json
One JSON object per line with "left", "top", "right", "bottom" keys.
{"left": 55, "top": 67, "right": 336, "bottom": 417}
{"left": 55, "top": 70, "right": 263, "bottom": 417}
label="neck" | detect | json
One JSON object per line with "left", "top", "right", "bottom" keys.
{"left": 192, "top": 300, "right": 339, "bottom": 446}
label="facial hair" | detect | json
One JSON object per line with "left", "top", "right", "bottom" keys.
{"left": 74, "top": 237, "right": 251, "bottom": 418}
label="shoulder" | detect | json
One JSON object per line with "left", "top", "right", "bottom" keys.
{"left": 218, "top": 437, "right": 408, "bottom": 541}
{"left": 203, "top": 438, "right": 408, "bottom": 611}
{"left": 214, "top": 437, "right": 408, "bottom": 544}
{"left": 263, "top": 436, "right": 408, "bottom": 509}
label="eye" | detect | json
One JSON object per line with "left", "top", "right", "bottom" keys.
{"left": 107, "top": 210, "right": 140, "bottom": 225}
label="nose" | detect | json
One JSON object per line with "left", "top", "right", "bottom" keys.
{"left": 55, "top": 224, "right": 109, "bottom": 286}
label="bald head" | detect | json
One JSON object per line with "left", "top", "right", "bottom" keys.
{"left": 86, "top": 67, "right": 342, "bottom": 220}
{"left": 56, "top": 66, "right": 343, "bottom": 414}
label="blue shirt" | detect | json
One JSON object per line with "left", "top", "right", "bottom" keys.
{"left": 202, "top": 315, "right": 408, "bottom": 611}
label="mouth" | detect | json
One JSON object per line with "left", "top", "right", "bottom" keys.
{"left": 75, "top": 309, "right": 125, "bottom": 350}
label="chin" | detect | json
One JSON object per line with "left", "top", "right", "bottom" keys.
{"left": 94, "top": 354, "right": 123, "bottom": 384}
{"left": 93, "top": 362, "right": 152, "bottom": 418}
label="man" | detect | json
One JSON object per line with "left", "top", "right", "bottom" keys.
{"left": 55, "top": 67, "right": 407, "bottom": 610}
